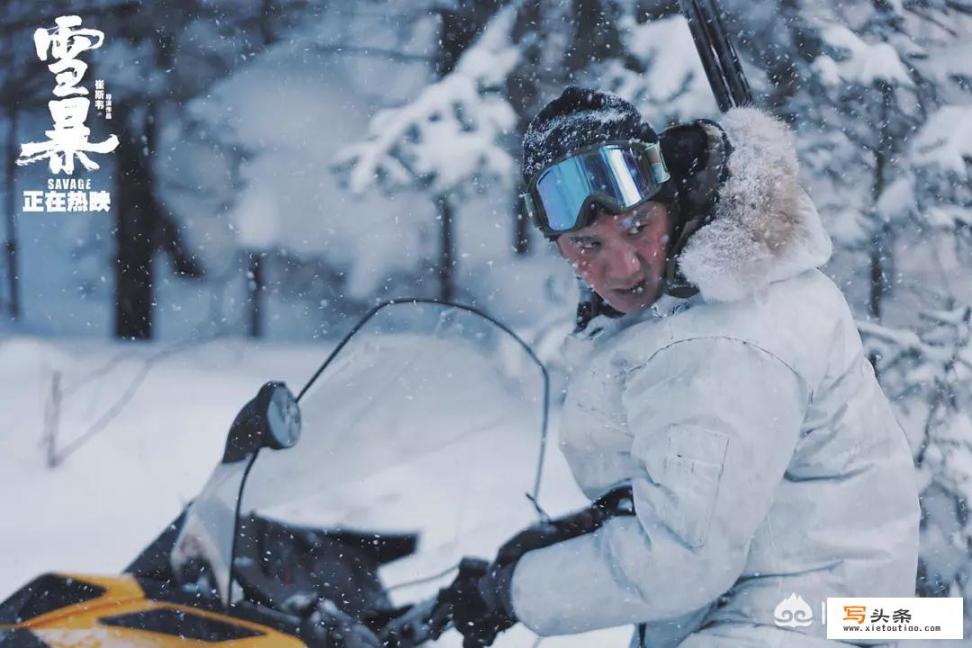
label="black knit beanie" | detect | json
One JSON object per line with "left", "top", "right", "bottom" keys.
{"left": 521, "top": 86, "right": 661, "bottom": 186}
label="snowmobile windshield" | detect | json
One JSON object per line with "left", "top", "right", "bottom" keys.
{"left": 234, "top": 301, "right": 549, "bottom": 609}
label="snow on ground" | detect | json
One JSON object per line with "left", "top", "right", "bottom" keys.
{"left": 0, "top": 330, "right": 629, "bottom": 646}
{"left": 0, "top": 335, "right": 320, "bottom": 594}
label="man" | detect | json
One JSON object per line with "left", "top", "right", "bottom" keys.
{"left": 448, "top": 87, "right": 920, "bottom": 647}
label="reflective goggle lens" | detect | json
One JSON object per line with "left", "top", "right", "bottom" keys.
{"left": 528, "top": 142, "right": 669, "bottom": 235}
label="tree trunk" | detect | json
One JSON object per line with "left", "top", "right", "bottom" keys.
{"left": 260, "top": 0, "right": 276, "bottom": 44}
{"left": 866, "top": 81, "right": 896, "bottom": 375}
{"left": 247, "top": 250, "right": 264, "bottom": 337}
{"left": 869, "top": 224, "right": 892, "bottom": 320}
{"left": 4, "top": 107, "right": 19, "bottom": 320}
{"left": 243, "top": 0, "right": 275, "bottom": 337}
{"left": 868, "top": 81, "right": 895, "bottom": 323}
{"left": 114, "top": 33, "right": 204, "bottom": 339}
{"left": 435, "top": 0, "right": 504, "bottom": 76}
{"left": 567, "top": 0, "right": 624, "bottom": 71}
{"left": 435, "top": 195, "right": 455, "bottom": 302}
{"left": 507, "top": 0, "right": 543, "bottom": 256}
{"left": 429, "top": 1, "right": 504, "bottom": 294}
{"left": 114, "top": 115, "right": 160, "bottom": 339}
{"left": 437, "top": 193, "right": 454, "bottom": 303}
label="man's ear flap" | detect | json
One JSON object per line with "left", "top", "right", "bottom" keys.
{"left": 659, "top": 119, "right": 732, "bottom": 215}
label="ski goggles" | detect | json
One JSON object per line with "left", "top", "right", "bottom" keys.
{"left": 521, "top": 140, "right": 671, "bottom": 237}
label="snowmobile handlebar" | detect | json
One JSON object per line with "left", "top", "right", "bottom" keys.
{"left": 378, "top": 594, "right": 452, "bottom": 647}
{"left": 378, "top": 488, "right": 638, "bottom": 645}
{"left": 378, "top": 558, "right": 490, "bottom": 647}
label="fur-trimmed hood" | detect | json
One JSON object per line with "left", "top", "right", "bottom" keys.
{"left": 676, "top": 108, "right": 832, "bottom": 302}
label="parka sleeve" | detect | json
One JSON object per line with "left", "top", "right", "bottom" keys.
{"left": 509, "top": 336, "right": 809, "bottom": 636}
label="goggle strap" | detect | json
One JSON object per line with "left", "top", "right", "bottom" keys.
{"left": 519, "top": 192, "right": 537, "bottom": 223}
{"left": 643, "top": 145, "right": 671, "bottom": 185}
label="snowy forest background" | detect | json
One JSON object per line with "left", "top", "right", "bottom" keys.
{"left": 1, "top": 0, "right": 972, "bottom": 636}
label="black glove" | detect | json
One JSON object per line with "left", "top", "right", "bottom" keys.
{"left": 448, "top": 488, "right": 636, "bottom": 647}
{"left": 445, "top": 558, "right": 517, "bottom": 648}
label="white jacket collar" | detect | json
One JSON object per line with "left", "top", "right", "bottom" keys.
{"left": 677, "top": 107, "right": 833, "bottom": 303}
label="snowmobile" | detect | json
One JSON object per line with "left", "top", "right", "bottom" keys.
{"left": 0, "top": 300, "right": 552, "bottom": 647}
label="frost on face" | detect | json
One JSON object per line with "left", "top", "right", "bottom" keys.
{"left": 15, "top": 15, "right": 119, "bottom": 175}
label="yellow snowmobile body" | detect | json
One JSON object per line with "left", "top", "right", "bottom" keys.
{"left": 0, "top": 572, "right": 305, "bottom": 647}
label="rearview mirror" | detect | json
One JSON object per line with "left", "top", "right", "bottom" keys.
{"left": 264, "top": 382, "right": 301, "bottom": 450}
{"left": 222, "top": 382, "right": 301, "bottom": 464}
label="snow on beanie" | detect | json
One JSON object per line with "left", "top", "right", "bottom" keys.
{"left": 521, "top": 86, "right": 661, "bottom": 186}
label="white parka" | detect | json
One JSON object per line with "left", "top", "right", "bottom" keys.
{"left": 509, "top": 108, "right": 920, "bottom": 647}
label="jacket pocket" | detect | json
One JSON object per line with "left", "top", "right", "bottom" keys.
{"left": 652, "top": 425, "right": 729, "bottom": 548}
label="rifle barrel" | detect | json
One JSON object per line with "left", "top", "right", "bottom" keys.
{"left": 678, "top": 0, "right": 752, "bottom": 111}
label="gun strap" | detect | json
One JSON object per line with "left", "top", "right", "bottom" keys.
{"left": 494, "top": 485, "right": 636, "bottom": 567}
{"left": 541, "top": 484, "right": 637, "bottom": 547}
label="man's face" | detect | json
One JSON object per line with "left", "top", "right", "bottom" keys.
{"left": 556, "top": 201, "right": 670, "bottom": 314}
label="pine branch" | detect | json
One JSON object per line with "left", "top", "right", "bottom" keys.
{"left": 944, "top": 0, "right": 972, "bottom": 15}
{"left": 311, "top": 43, "right": 433, "bottom": 63}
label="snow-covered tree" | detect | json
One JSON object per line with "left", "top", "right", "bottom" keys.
{"left": 332, "top": 0, "right": 725, "bottom": 304}
{"left": 789, "top": 0, "right": 972, "bottom": 603}
{"left": 861, "top": 305, "right": 972, "bottom": 597}
{"left": 333, "top": 4, "right": 520, "bottom": 301}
